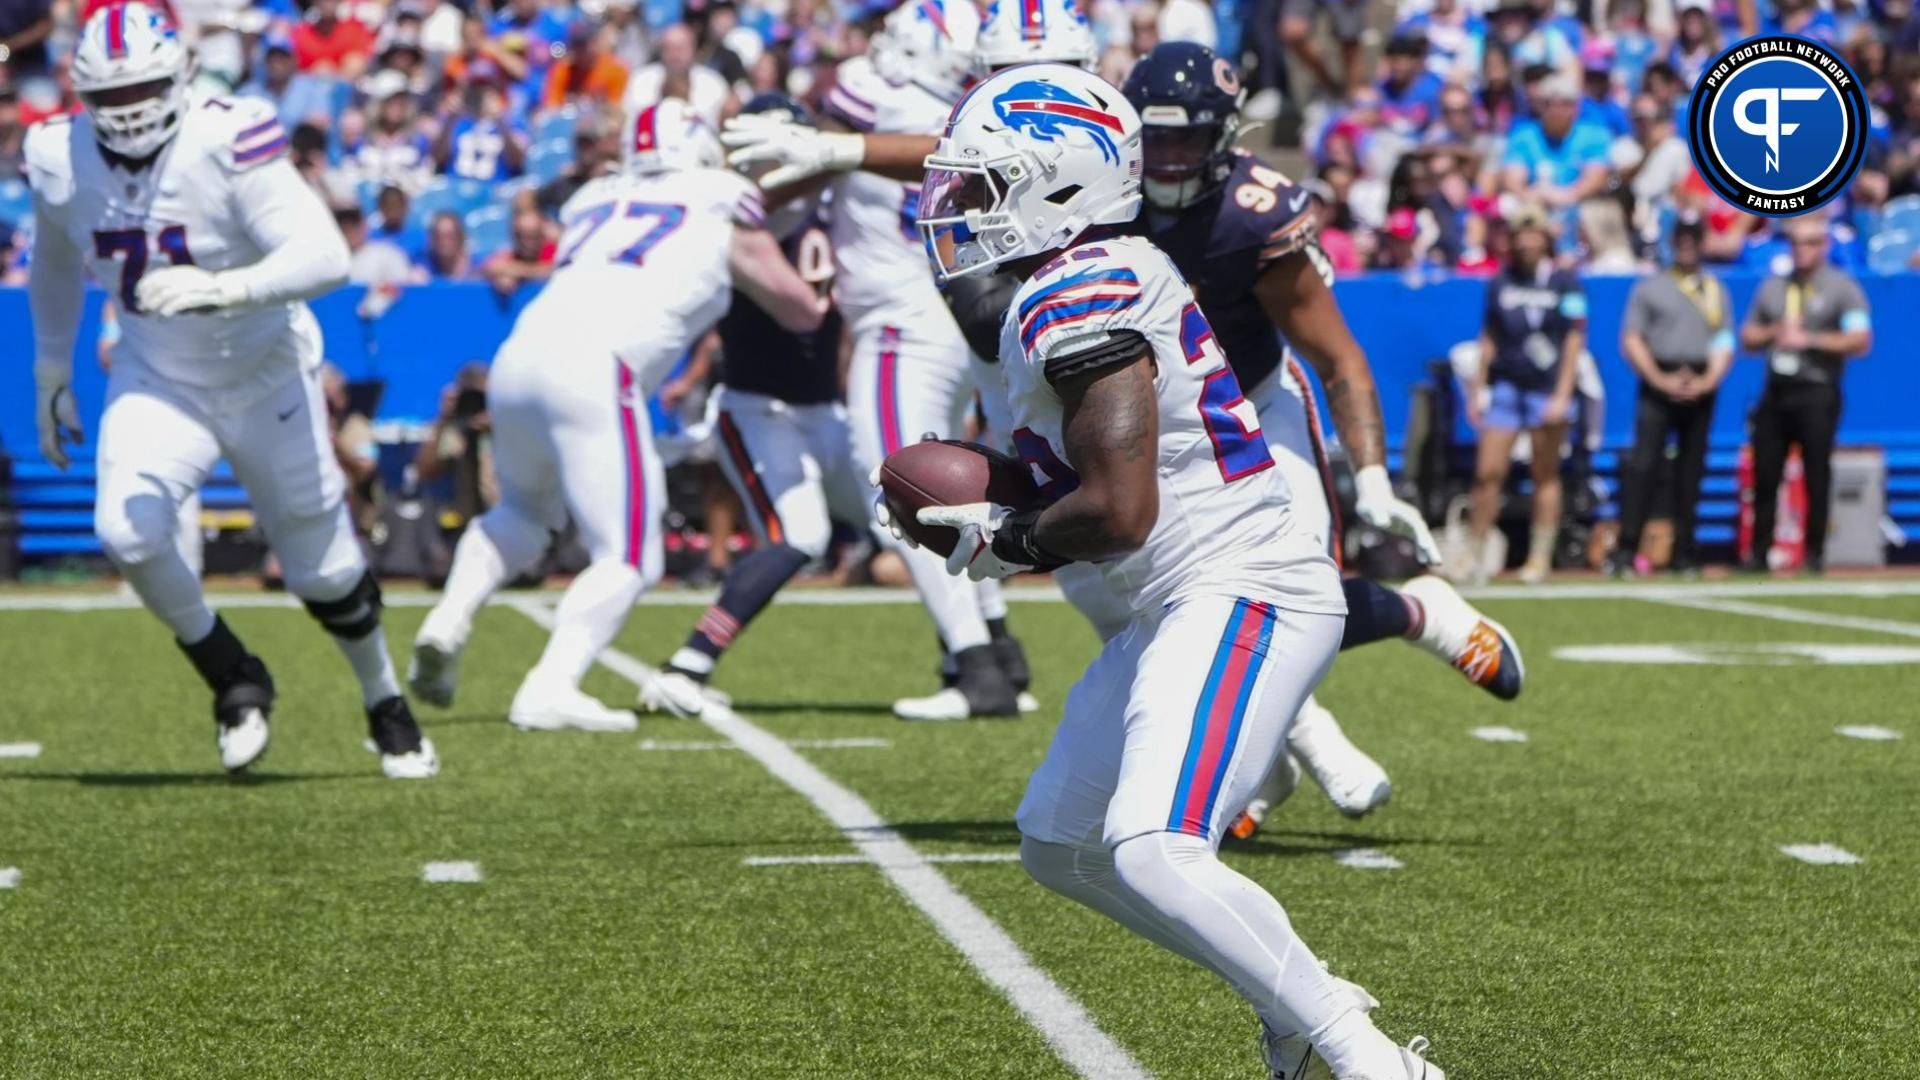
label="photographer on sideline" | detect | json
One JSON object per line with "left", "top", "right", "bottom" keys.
{"left": 415, "top": 363, "right": 497, "bottom": 526}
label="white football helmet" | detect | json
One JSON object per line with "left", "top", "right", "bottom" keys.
{"left": 71, "top": 1, "right": 190, "bottom": 159}
{"left": 917, "top": 63, "right": 1142, "bottom": 282}
{"left": 623, "top": 99, "right": 724, "bottom": 175}
{"left": 870, "top": 0, "right": 982, "bottom": 104}
{"left": 974, "top": 0, "right": 1098, "bottom": 75}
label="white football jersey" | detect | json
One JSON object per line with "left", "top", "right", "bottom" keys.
{"left": 26, "top": 93, "right": 325, "bottom": 408}
{"left": 822, "top": 56, "right": 952, "bottom": 331}
{"left": 505, "top": 167, "right": 759, "bottom": 391}
{"left": 999, "top": 235, "right": 1343, "bottom": 617}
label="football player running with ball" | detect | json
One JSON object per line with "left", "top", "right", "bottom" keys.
{"left": 900, "top": 63, "right": 1443, "bottom": 1079}
{"left": 29, "top": 3, "right": 436, "bottom": 778}
{"left": 408, "top": 101, "right": 824, "bottom": 731}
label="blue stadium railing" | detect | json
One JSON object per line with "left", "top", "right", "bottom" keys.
{"left": 3, "top": 271, "right": 1919, "bottom": 560}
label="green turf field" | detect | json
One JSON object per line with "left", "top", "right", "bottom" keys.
{"left": 1, "top": 582, "right": 1915, "bottom": 1078}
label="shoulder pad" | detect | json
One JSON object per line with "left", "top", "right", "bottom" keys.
{"left": 205, "top": 96, "right": 289, "bottom": 172}
{"left": 1015, "top": 242, "right": 1149, "bottom": 358}
{"left": 824, "top": 60, "right": 886, "bottom": 132}
{"left": 1219, "top": 152, "right": 1318, "bottom": 264}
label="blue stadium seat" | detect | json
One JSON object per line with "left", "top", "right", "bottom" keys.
{"left": 493, "top": 176, "right": 537, "bottom": 207}
{"left": 1881, "top": 194, "right": 1920, "bottom": 236}
{"left": 0, "top": 177, "right": 30, "bottom": 225}
{"left": 464, "top": 205, "right": 511, "bottom": 256}
{"left": 1867, "top": 229, "right": 1915, "bottom": 275}
{"left": 534, "top": 108, "right": 578, "bottom": 144}
{"left": 529, "top": 138, "right": 574, "bottom": 184}
{"left": 410, "top": 178, "right": 492, "bottom": 227}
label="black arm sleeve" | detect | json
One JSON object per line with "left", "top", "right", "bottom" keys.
{"left": 943, "top": 273, "right": 1018, "bottom": 361}
{"left": 1042, "top": 329, "right": 1149, "bottom": 387}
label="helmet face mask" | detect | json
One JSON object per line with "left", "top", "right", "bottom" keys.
{"left": 73, "top": 3, "right": 189, "bottom": 159}
{"left": 916, "top": 64, "right": 1142, "bottom": 282}
{"left": 1138, "top": 114, "right": 1235, "bottom": 210}
{"left": 871, "top": 0, "right": 981, "bottom": 103}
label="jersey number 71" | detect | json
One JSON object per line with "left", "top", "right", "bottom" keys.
{"left": 93, "top": 225, "right": 193, "bottom": 314}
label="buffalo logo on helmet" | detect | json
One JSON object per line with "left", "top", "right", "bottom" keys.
{"left": 992, "top": 79, "right": 1125, "bottom": 163}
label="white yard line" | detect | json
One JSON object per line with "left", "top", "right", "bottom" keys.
{"left": 0, "top": 867, "right": 19, "bottom": 889}
{"left": 0, "top": 742, "right": 44, "bottom": 758}
{"left": 508, "top": 600, "right": 1145, "bottom": 1080}
{"left": 1778, "top": 844, "right": 1863, "bottom": 866}
{"left": 1469, "top": 727, "right": 1529, "bottom": 743}
{"left": 7, "top": 578, "right": 1920, "bottom": 614}
{"left": 1835, "top": 725, "right": 1903, "bottom": 741}
{"left": 1332, "top": 849, "right": 1404, "bottom": 871}
{"left": 1649, "top": 596, "right": 1920, "bottom": 639}
{"left": 421, "top": 861, "right": 484, "bottom": 883}
{"left": 637, "top": 737, "right": 891, "bottom": 752}
{"left": 744, "top": 853, "right": 1023, "bottom": 867}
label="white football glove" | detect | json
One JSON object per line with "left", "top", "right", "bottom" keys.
{"left": 35, "top": 373, "right": 84, "bottom": 471}
{"left": 135, "top": 265, "right": 250, "bottom": 318}
{"left": 868, "top": 465, "right": 915, "bottom": 547}
{"left": 1352, "top": 464, "right": 1443, "bottom": 566}
{"left": 722, "top": 112, "right": 865, "bottom": 189}
{"left": 917, "top": 503, "right": 1033, "bottom": 581}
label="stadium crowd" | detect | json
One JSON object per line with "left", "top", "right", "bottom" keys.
{"left": 3, "top": 0, "right": 1920, "bottom": 285}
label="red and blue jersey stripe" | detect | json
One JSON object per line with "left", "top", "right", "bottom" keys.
{"left": 1017, "top": 266, "right": 1140, "bottom": 354}
{"left": 1167, "top": 599, "right": 1277, "bottom": 838}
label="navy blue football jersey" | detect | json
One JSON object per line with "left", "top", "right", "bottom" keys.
{"left": 1128, "top": 151, "right": 1318, "bottom": 392}
{"left": 1482, "top": 262, "right": 1588, "bottom": 393}
{"left": 718, "top": 218, "right": 844, "bottom": 405}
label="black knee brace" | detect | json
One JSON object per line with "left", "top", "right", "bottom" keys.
{"left": 303, "top": 571, "right": 384, "bottom": 641}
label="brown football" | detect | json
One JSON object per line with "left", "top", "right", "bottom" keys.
{"left": 878, "top": 439, "right": 1043, "bottom": 557}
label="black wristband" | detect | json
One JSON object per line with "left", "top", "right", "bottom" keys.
{"left": 991, "top": 507, "right": 1069, "bottom": 572}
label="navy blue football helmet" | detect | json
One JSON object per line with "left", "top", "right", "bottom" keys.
{"left": 1121, "top": 42, "right": 1247, "bottom": 210}
{"left": 741, "top": 91, "right": 813, "bottom": 127}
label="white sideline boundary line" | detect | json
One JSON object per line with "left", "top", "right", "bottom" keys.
{"left": 638, "top": 737, "right": 892, "bottom": 752}
{"left": 744, "top": 853, "right": 1023, "bottom": 867}
{"left": 1650, "top": 596, "right": 1920, "bottom": 639}
{"left": 507, "top": 600, "right": 1146, "bottom": 1080}
{"left": 7, "top": 578, "right": 1920, "bottom": 613}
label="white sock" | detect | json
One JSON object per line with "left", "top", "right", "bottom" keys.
{"left": 670, "top": 647, "right": 715, "bottom": 676}
{"left": 1310, "top": 1007, "right": 1404, "bottom": 1079}
{"left": 528, "top": 558, "right": 644, "bottom": 686}
{"left": 894, "top": 540, "right": 989, "bottom": 652}
{"left": 421, "top": 506, "right": 550, "bottom": 648}
{"left": 975, "top": 577, "right": 1009, "bottom": 621}
{"left": 336, "top": 626, "right": 403, "bottom": 708}
{"left": 1109, "top": 831, "right": 1352, "bottom": 1038}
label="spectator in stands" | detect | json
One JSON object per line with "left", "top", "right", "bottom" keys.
{"left": 0, "top": 219, "right": 24, "bottom": 285}
{"left": 1427, "top": 83, "right": 1497, "bottom": 185}
{"left": 1373, "top": 207, "right": 1424, "bottom": 270}
{"left": 1280, "top": 0, "right": 1366, "bottom": 100}
{"left": 1490, "top": 0, "right": 1577, "bottom": 87}
{"left": 1476, "top": 41, "right": 1520, "bottom": 137}
{"left": 436, "top": 82, "right": 527, "bottom": 182}
{"left": 1740, "top": 217, "right": 1874, "bottom": 575}
{"left": 1607, "top": 213, "right": 1731, "bottom": 578}
{"left": 293, "top": 0, "right": 376, "bottom": 78}
{"left": 346, "top": 72, "right": 435, "bottom": 192}
{"left": 535, "top": 120, "right": 615, "bottom": 219}
{"left": 415, "top": 210, "right": 474, "bottom": 282}
{"left": 415, "top": 363, "right": 496, "bottom": 524}
{"left": 0, "top": 0, "right": 53, "bottom": 81}
{"left": 372, "top": 184, "right": 420, "bottom": 248}
{"left": 1399, "top": 0, "right": 1484, "bottom": 86}
{"left": 1578, "top": 196, "right": 1639, "bottom": 273}
{"left": 1500, "top": 75, "right": 1611, "bottom": 215}
{"left": 1578, "top": 41, "right": 1630, "bottom": 139}
{"left": 374, "top": 24, "right": 431, "bottom": 98}
{"left": 489, "top": 0, "right": 575, "bottom": 91}
{"left": 1616, "top": 94, "right": 1690, "bottom": 235}
{"left": 1414, "top": 147, "right": 1472, "bottom": 264}
{"left": 0, "top": 84, "right": 22, "bottom": 180}
{"left": 242, "top": 36, "right": 336, "bottom": 130}
{"left": 1301, "top": 177, "right": 1362, "bottom": 273}
{"left": 1669, "top": 0, "right": 1719, "bottom": 86}
{"left": 1378, "top": 33, "right": 1444, "bottom": 137}
{"left": 1465, "top": 206, "right": 1587, "bottom": 585}
{"left": 1768, "top": 0, "right": 1839, "bottom": 47}
{"left": 444, "top": 12, "right": 529, "bottom": 91}
{"left": 321, "top": 363, "right": 384, "bottom": 539}
{"left": 542, "top": 22, "right": 628, "bottom": 113}
{"left": 625, "top": 22, "right": 735, "bottom": 127}
{"left": 693, "top": 1, "right": 754, "bottom": 88}
{"left": 481, "top": 205, "right": 555, "bottom": 296}
{"left": 336, "top": 204, "right": 414, "bottom": 288}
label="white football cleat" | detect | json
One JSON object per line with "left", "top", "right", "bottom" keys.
{"left": 217, "top": 707, "right": 271, "bottom": 772}
{"left": 1017, "top": 691, "right": 1039, "bottom": 713}
{"left": 892, "top": 687, "right": 971, "bottom": 722}
{"left": 639, "top": 668, "right": 710, "bottom": 719}
{"left": 1228, "top": 753, "right": 1304, "bottom": 840}
{"left": 381, "top": 737, "right": 440, "bottom": 780}
{"left": 407, "top": 636, "right": 462, "bottom": 708}
{"left": 510, "top": 681, "right": 640, "bottom": 733}
{"left": 1287, "top": 697, "right": 1391, "bottom": 818}
{"left": 1399, "top": 575, "right": 1524, "bottom": 701}
{"left": 1396, "top": 1037, "right": 1443, "bottom": 1079}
